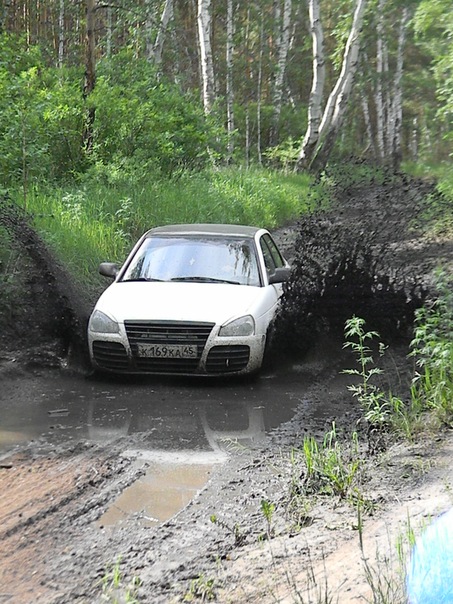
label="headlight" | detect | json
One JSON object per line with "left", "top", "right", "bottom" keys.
{"left": 219, "top": 315, "right": 255, "bottom": 337}
{"left": 89, "top": 310, "right": 119, "bottom": 334}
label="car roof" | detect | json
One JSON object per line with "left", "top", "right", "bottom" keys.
{"left": 145, "top": 224, "right": 264, "bottom": 238}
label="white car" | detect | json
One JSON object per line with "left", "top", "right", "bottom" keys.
{"left": 88, "top": 224, "right": 290, "bottom": 376}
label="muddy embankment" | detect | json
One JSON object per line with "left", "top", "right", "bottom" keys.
{"left": 1, "top": 171, "right": 452, "bottom": 604}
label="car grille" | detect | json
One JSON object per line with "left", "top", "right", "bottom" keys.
{"left": 206, "top": 345, "right": 250, "bottom": 373}
{"left": 92, "top": 341, "right": 129, "bottom": 371}
{"left": 125, "top": 320, "right": 214, "bottom": 373}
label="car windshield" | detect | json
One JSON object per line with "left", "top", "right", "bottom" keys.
{"left": 121, "top": 235, "right": 262, "bottom": 286}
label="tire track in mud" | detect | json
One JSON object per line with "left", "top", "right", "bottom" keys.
{"left": 0, "top": 445, "right": 138, "bottom": 603}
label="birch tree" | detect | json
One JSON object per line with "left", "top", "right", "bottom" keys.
{"left": 270, "top": 0, "right": 293, "bottom": 145}
{"left": 360, "top": 1, "right": 411, "bottom": 167}
{"left": 58, "top": 0, "right": 65, "bottom": 67}
{"left": 226, "top": 0, "right": 234, "bottom": 160}
{"left": 147, "top": 0, "right": 174, "bottom": 67}
{"left": 197, "top": 0, "right": 215, "bottom": 113}
{"left": 386, "top": 6, "right": 410, "bottom": 168}
{"left": 296, "top": 0, "right": 368, "bottom": 172}
{"left": 296, "top": 0, "right": 325, "bottom": 169}
{"left": 82, "top": 0, "right": 96, "bottom": 152}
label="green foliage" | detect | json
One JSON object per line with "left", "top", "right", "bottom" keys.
{"left": 0, "top": 38, "right": 219, "bottom": 187}
{"left": 0, "top": 35, "right": 86, "bottom": 189}
{"left": 90, "top": 50, "right": 217, "bottom": 176}
{"left": 410, "top": 271, "right": 453, "bottom": 427}
{"left": 343, "top": 317, "right": 420, "bottom": 442}
{"left": 413, "top": 0, "right": 453, "bottom": 146}
{"left": 263, "top": 137, "right": 302, "bottom": 172}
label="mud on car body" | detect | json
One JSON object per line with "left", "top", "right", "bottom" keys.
{"left": 88, "top": 224, "right": 291, "bottom": 376}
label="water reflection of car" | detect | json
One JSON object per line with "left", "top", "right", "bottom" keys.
{"left": 88, "top": 224, "right": 291, "bottom": 376}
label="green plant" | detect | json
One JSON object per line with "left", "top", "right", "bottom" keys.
{"left": 343, "top": 317, "right": 389, "bottom": 423}
{"left": 410, "top": 270, "right": 453, "bottom": 426}
{"left": 100, "top": 558, "right": 141, "bottom": 604}
{"left": 210, "top": 514, "right": 246, "bottom": 547}
{"left": 295, "top": 423, "right": 364, "bottom": 502}
{"left": 184, "top": 574, "right": 217, "bottom": 602}
{"left": 260, "top": 499, "right": 276, "bottom": 540}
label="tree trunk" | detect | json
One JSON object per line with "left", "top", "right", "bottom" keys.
{"left": 147, "top": 0, "right": 174, "bottom": 67}
{"left": 58, "top": 0, "right": 65, "bottom": 67}
{"left": 388, "top": 7, "right": 409, "bottom": 169}
{"left": 197, "top": 0, "right": 215, "bottom": 113}
{"left": 270, "top": 0, "right": 292, "bottom": 145}
{"left": 257, "top": 14, "right": 264, "bottom": 165}
{"left": 300, "top": 0, "right": 368, "bottom": 172}
{"left": 375, "top": 0, "right": 386, "bottom": 161}
{"left": 226, "top": 0, "right": 234, "bottom": 162}
{"left": 106, "top": 3, "right": 112, "bottom": 58}
{"left": 82, "top": 0, "right": 96, "bottom": 153}
{"left": 360, "top": 94, "right": 376, "bottom": 159}
{"left": 295, "top": 0, "right": 325, "bottom": 170}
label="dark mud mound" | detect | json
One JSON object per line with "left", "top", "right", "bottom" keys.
{"left": 0, "top": 197, "right": 90, "bottom": 364}
{"left": 275, "top": 173, "right": 443, "bottom": 355}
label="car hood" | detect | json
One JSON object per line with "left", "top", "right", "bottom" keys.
{"left": 94, "top": 281, "right": 268, "bottom": 324}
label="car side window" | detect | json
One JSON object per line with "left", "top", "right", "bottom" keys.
{"left": 260, "top": 234, "right": 285, "bottom": 278}
{"left": 260, "top": 236, "right": 277, "bottom": 276}
{"left": 263, "top": 234, "right": 285, "bottom": 268}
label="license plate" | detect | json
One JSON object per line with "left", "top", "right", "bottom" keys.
{"left": 137, "top": 343, "right": 198, "bottom": 359}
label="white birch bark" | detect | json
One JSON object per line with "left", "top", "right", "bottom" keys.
{"left": 197, "top": 0, "right": 215, "bottom": 114}
{"left": 271, "top": 0, "right": 293, "bottom": 144}
{"left": 58, "top": 0, "right": 65, "bottom": 68}
{"left": 388, "top": 6, "right": 409, "bottom": 167}
{"left": 307, "top": 0, "right": 368, "bottom": 171}
{"left": 148, "top": 0, "right": 174, "bottom": 66}
{"left": 317, "top": 0, "right": 367, "bottom": 142}
{"left": 375, "top": 0, "right": 386, "bottom": 160}
{"left": 226, "top": 0, "right": 234, "bottom": 160}
{"left": 106, "top": 4, "right": 112, "bottom": 58}
{"left": 296, "top": 0, "right": 325, "bottom": 168}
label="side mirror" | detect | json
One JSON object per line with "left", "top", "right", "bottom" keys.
{"left": 268, "top": 266, "right": 291, "bottom": 285}
{"left": 99, "top": 262, "right": 120, "bottom": 279}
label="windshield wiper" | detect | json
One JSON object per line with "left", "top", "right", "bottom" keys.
{"left": 170, "top": 276, "right": 240, "bottom": 285}
{"left": 121, "top": 277, "right": 165, "bottom": 282}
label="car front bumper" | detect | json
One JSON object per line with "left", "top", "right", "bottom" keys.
{"left": 88, "top": 319, "right": 265, "bottom": 376}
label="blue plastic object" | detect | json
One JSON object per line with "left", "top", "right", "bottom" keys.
{"left": 406, "top": 508, "right": 453, "bottom": 603}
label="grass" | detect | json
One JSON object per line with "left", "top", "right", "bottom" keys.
{"left": 100, "top": 558, "right": 141, "bottom": 604}
{"left": 358, "top": 509, "right": 416, "bottom": 604}
{"left": 10, "top": 167, "right": 321, "bottom": 291}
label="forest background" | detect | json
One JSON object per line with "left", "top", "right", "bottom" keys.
{"left": 1, "top": 0, "right": 453, "bottom": 291}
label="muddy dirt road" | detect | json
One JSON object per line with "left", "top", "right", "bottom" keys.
{"left": 1, "top": 170, "right": 453, "bottom": 603}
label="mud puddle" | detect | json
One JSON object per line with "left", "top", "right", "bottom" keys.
{"left": 1, "top": 353, "right": 339, "bottom": 530}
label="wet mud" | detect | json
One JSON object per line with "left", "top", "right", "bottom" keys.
{"left": 1, "top": 170, "right": 452, "bottom": 603}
